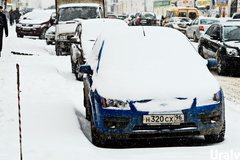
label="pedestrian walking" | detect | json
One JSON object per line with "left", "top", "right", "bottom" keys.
{"left": 14, "top": 8, "right": 21, "bottom": 24}
{"left": 0, "top": 6, "right": 8, "bottom": 57}
{"left": 9, "top": 9, "right": 15, "bottom": 26}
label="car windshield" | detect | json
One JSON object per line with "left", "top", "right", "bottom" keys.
{"left": 59, "top": 6, "right": 97, "bottom": 21}
{"left": 223, "top": 26, "right": 240, "bottom": 41}
{"left": 200, "top": 19, "right": 219, "bottom": 25}
{"left": 178, "top": 18, "right": 191, "bottom": 22}
{"left": 22, "top": 10, "right": 54, "bottom": 21}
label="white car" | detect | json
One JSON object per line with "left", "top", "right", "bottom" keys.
{"left": 45, "top": 25, "right": 55, "bottom": 45}
{"left": 70, "top": 18, "right": 128, "bottom": 80}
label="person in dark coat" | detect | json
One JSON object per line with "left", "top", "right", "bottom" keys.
{"left": 14, "top": 8, "right": 21, "bottom": 24}
{"left": 9, "top": 9, "right": 15, "bottom": 26}
{"left": 0, "top": 6, "right": 8, "bottom": 57}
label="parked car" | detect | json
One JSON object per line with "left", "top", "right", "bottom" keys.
{"left": 123, "top": 13, "right": 135, "bottom": 25}
{"left": 45, "top": 24, "right": 55, "bottom": 45}
{"left": 162, "top": 7, "right": 199, "bottom": 26}
{"left": 79, "top": 26, "right": 225, "bottom": 147}
{"left": 198, "top": 22, "right": 240, "bottom": 76}
{"left": 107, "top": 14, "right": 118, "bottom": 19}
{"left": 70, "top": 19, "right": 128, "bottom": 81}
{"left": 16, "top": 9, "right": 56, "bottom": 39}
{"left": 185, "top": 17, "right": 221, "bottom": 42}
{"left": 129, "top": 12, "right": 159, "bottom": 26}
{"left": 164, "top": 17, "right": 192, "bottom": 33}
{"left": 232, "top": 12, "right": 240, "bottom": 19}
{"left": 117, "top": 14, "right": 127, "bottom": 20}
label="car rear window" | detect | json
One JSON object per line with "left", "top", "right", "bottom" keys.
{"left": 142, "top": 12, "right": 156, "bottom": 19}
{"left": 200, "top": 19, "right": 219, "bottom": 25}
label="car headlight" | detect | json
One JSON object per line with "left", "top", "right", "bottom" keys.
{"left": 213, "top": 92, "right": 221, "bottom": 102}
{"left": 101, "top": 97, "right": 131, "bottom": 110}
{"left": 16, "top": 23, "right": 22, "bottom": 27}
{"left": 226, "top": 48, "right": 238, "bottom": 57}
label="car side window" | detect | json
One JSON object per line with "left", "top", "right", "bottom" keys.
{"left": 212, "top": 25, "right": 220, "bottom": 37}
{"left": 193, "top": 19, "right": 199, "bottom": 25}
{"left": 205, "top": 24, "right": 215, "bottom": 36}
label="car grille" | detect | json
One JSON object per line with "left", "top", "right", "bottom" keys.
{"left": 133, "top": 122, "right": 197, "bottom": 131}
{"left": 129, "top": 130, "right": 200, "bottom": 139}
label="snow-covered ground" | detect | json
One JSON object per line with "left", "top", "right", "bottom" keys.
{"left": 0, "top": 25, "right": 240, "bottom": 160}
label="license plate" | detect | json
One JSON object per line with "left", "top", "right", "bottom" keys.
{"left": 23, "top": 28, "right": 31, "bottom": 31}
{"left": 141, "top": 20, "right": 147, "bottom": 23}
{"left": 143, "top": 114, "right": 184, "bottom": 125}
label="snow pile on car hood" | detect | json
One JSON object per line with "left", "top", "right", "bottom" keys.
{"left": 88, "top": 26, "right": 220, "bottom": 110}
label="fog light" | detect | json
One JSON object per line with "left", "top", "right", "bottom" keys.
{"left": 104, "top": 117, "right": 130, "bottom": 129}
{"left": 198, "top": 111, "right": 221, "bottom": 125}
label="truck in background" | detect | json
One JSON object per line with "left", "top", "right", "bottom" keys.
{"left": 55, "top": 0, "right": 106, "bottom": 56}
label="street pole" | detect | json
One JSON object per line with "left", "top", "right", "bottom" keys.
{"left": 144, "top": 0, "right": 147, "bottom": 11}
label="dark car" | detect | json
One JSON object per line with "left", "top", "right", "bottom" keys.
{"left": 198, "top": 22, "right": 240, "bottom": 76}
{"left": 130, "top": 12, "right": 159, "bottom": 26}
{"left": 16, "top": 9, "right": 56, "bottom": 39}
{"left": 79, "top": 26, "right": 225, "bottom": 147}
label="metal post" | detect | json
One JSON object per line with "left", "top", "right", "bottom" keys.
{"left": 16, "top": 64, "right": 23, "bottom": 160}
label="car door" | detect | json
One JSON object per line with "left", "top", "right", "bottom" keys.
{"left": 199, "top": 24, "right": 215, "bottom": 58}
{"left": 71, "top": 24, "right": 82, "bottom": 64}
{"left": 201, "top": 24, "right": 221, "bottom": 58}
{"left": 207, "top": 24, "right": 222, "bottom": 58}
{"left": 187, "top": 18, "right": 199, "bottom": 38}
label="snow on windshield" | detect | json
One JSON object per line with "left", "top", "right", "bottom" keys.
{"left": 81, "top": 19, "right": 128, "bottom": 55}
{"left": 22, "top": 10, "right": 55, "bottom": 21}
{"left": 88, "top": 26, "right": 220, "bottom": 106}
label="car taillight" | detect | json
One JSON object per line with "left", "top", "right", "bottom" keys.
{"left": 199, "top": 26, "right": 204, "bottom": 31}
{"left": 154, "top": 20, "right": 159, "bottom": 24}
{"left": 136, "top": 19, "right": 141, "bottom": 23}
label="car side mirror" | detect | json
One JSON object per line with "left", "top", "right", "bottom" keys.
{"left": 79, "top": 65, "right": 93, "bottom": 74}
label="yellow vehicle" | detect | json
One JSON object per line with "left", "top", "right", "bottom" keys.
{"left": 162, "top": 7, "right": 199, "bottom": 26}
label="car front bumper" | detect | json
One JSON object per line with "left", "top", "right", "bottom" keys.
{"left": 91, "top": 92, "right": 225, "bottom": 140}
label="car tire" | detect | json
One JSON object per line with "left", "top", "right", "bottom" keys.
{"left": 74, "top": 61, "right": 83, "bottom": 81}
{"left": 193, "top": 33, "right": 198, "bottom": 42}
{"left": 39, "top": 28, "right": 47, "bottom": 40}
{"left": 46, "top": 41, "right": 52, "bottom": 45}
{"left": 90, "top": 110, "right": 108, "bottom": 147}
{"left": 217, "top": 56, "right": 228, "bottom": 76}
{"left": 198, "top": 46, "right": 206, "bottom": 59}
{"left": 17, "top": 34, "right": 24, "bottom": 38}
{"left": 55, "top": 42, "right": 62, "bottom": 56}
{"left": 204, "top": 120, "right": 225, "bottom": 143}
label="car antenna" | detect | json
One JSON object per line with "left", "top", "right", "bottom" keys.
{"left": 142, "top": 26, "right": 146, "bottom": 36}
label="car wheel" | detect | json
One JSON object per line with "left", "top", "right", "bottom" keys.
{"left": 74, "top": 61, "right": 83, "bottom": 81}
{"left": 46, "top": 41, "right": 52, "bottom": 45}
{"left": 17, "top": 34, "right": 23, "bottom": 38}
{"left": 39, "top": 28, "right": 47, "bottom": 40}
{"left": 217, "top": 56, "right": 228, "bottom": 76}
{"left": 198, "top": 46, "right": 206, "bottom": 59}
{"left": 55, "top": 42, "right": 62, "bottom": 56}
{"left": 91, "top": 117, "right": 107, "bottom": 147}
{"left": 204, "top": 120, "right": 225, "bottom": 143}
{"left": 193, "top": 33, "right": 198, "bottom": 42}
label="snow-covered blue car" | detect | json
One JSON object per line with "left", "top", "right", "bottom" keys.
{"left": 80, "top": 26, "right": 225, "bottom": 147}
